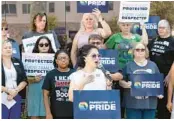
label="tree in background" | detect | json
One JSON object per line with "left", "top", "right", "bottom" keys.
{"left": 150, "top": 1, "right": 174, "bottom": 29}
{"left": 47, "top": 15, "right": 58, "bottom": 30}
{"left": 108, "top": 16, "right": 120, "bottom": 34}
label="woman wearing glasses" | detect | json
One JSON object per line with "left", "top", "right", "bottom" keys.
{"left": 27, "top": 36, "right": 55, "bottom": 118}
{"left": 1, "top": 41, "right": 27, "bottom": 119}
{"left": 2, "top": 19, "right": 21, "bottom": 60}
{"left": 42, "top": 50, "right": 75, "bottom": 119}
{"left": 22, "top": 12, "right": 60, "bottom": 50}
{"left": 120, "top": 42, "right": 163, "bottom": 119}
{"left": 68, "top": 44, "right": 112, "bottom": 102}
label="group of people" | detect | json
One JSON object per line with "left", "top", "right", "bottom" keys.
{"left": 1, "top": 8, "right": 174, "bottom": 119}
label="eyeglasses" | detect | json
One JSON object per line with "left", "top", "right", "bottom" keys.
{"left": 135, "top": 48, "right": 145, "bottom": 52}
{"left": 91, "top": 54, "right": 101, "bottom": 59}
{"left": 91, "top": 42, "right": 102, "bottom": 45}
{"left": 2, "top": 28, "right": 8, "bottom": 31}
{"left": 39, "top": 43, "right": 49, "bottom": 47}
{"left": 57, "top": 57, "right": 69, "bottom": 61}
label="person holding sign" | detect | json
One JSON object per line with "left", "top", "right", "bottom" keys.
{"left": 42, "top": 50, "right": 75, "bottom": 119}
{"left": 71, "top": 8, "right": 112, "bottom": 67}
{"left": 105, "top": 20, "right": 148, "bottom": 118}
{"left": 27, "top": 36, "right": 55, "bottom": 119}
{"left": 120, "top": 42, "right": 163, "bottom": 119}
{"left": 167, "top": 62, "right": 174, "bottom": 119}
{"left": 22, "top": 12, "right": 60, "bottom": 50}
{"left": 68, "top": 45, "right": 112, "bottom": 102}
{"left": 1, "top": 41, "right": 28, "bottom": 119}
{"left": 88, "top": 34, "right": 123, "bottom": 82}
{"left": 148, "top": 19, "right": 174, "bottom": 119}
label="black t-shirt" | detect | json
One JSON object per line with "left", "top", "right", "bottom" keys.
{"left": 148, "top": 36, "right": 174, "bottom": 76}
{"left": 42, "top": 68, "right": 75, "bottom": 118}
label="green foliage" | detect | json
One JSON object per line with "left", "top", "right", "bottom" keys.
{"left": 150, "top": 1, "right": 174, "bottom": 28}
{"left": 47, "top": 15, "right": 58, "bottom": 30}
{"left": 108, "top": 16, "right": 120, "bottom": 34}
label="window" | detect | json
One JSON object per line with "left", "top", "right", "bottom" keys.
{"left": 22, "top": 4, "right": 30, "bottom": 14}
{"left": 65, "top": 1, "right": 70, "bottom": 12}
{"left": 2, "top": 4, "right": 16, "bottom": 15}
{"left": 108, "top": 1, "right": 113, "bottom": 11}
{"left": 49, "top": 2, "right": 55, "bottom": 13}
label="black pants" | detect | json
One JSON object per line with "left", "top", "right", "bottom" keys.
{"left": 156, "top": 86, "right": 171, "bottom": 119}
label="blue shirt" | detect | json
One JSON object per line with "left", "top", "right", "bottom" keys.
{"left": 122, "top": 60, "right": 160, "bottom": 109}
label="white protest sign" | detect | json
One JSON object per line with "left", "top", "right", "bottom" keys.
{"left": 22, "top": 33, "right": 57, "bottom": 53}
{"left": 119, "top": 2, "right": 150, "bottom": 23}
{"left": 22, "top": 53, "right": 55, "bottom": 76}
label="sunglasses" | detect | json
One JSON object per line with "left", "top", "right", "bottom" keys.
{"left": 39, "top": 43, "right": 49, "bottom": 47}
{"left": 135, "top": 48, "right": 145, "bottom": 52}
{"left": 91, "top": 42, "right": 102, "bottom": 45}
{"left": 2, "top": 28, "right": 8, "bottom": 31}
{"left": 91, "top": 54, "right": 101, "bottom": 59}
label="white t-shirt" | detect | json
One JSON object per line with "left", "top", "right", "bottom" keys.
{"left": 69, "top": 69, "right": 107, "bottom": 90}
{"left": 4, "top": 63, "right": 17, "bottom": 89}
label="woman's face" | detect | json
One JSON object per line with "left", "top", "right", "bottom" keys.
{"left": 38, "top": 38, "right": 50, "bottom": 53}
{"left": 119, "top": 23, "right": 132, "bottom": 34}
{"left": 83, "top": 14, "right": 95, "bottom": 29}
{"left": 134, "top": 44, "right": 146, "bottom": 59}
{"left": 56, "top": 53, "right": 69, "bottom": 69}
{"left": 2, "top": 42, "right": 12, "bottom": 57}
{"left": 35, "top": 15, "right": 46, "bottom": 31}
{"left": 85, "top": 48, "right": 100, "bottom": 68}
{"left": 1, "top": 26, "right": 8, "bottom": 37}
{"left": 158, "top": 26, "right": 169, "bottom": 37}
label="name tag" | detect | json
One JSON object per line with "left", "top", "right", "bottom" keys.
{"left": 14, "top": 63, "right": 20, "bottom": 66}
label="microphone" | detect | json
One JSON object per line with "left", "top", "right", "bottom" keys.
{"left": 97, "top": 63, "right": 112, "bottom": 82}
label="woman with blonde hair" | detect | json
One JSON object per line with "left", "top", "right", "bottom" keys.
{"left": 71, "top": 8, "right": 112, "bottom": 67}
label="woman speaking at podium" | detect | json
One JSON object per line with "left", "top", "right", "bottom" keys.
{"left": 68, "top": 44, "right": 112, "bottom": 102}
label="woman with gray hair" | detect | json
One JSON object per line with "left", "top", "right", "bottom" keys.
{"left": 71, "top": 8, "right": 112, "bottom": 67}
{"left": 148, "top": 19, "right": 174, "bottom": 119}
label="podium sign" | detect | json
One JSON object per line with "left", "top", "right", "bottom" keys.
{"left": 73, "top": 90, "right": 121, "bottom": 119}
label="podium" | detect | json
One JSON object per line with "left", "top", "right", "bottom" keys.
{"left": 73, "top": 90, "right": 121, "bottom": 119}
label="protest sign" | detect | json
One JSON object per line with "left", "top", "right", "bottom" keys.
{"left": 119, "top": 2, "right": 150, "bottom": 22}
{"left": 73, "top": 90, "right": 121, "bottom": 119}
{"left": 99, "top": 49, "right": 119, "bottom": 72}
{"left": 22, "top": 33, "right": 57, "bottom": 53}
{"left": 77, "top": 1, "right": 108, "bottom": 13}
{"left": 22, "top": 53, "right": 54, "bottom": 76}
{"left": 130, "top": 74, "right": 164, "bottom": 96}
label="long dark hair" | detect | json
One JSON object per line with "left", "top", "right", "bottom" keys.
{"left": 32, "top": 36, "right": 55, "bottom": 53}
{"left": 53, "top": 49, "right": 72, "bottom": 68}
{"left": 32, "top": 12, "right": 48, "bottom": 32}
{"left": 77, "top": 44, "right": 98, "bottom": 68}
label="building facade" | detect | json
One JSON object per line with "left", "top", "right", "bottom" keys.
{"left": 2, "top": 1, "right": 120, "bottom": 43}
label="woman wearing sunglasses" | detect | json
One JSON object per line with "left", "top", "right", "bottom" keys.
{"left": 68, "top": 44, "right": 112, "bottom": 102}
{"left": 120, "top": 42, "right": 163, "bottom": 119}
{"left": 27, "top": 36, "right": 55, "bottom": 119}
{"left": 2, "top": 19, "right": 21, "bottom": 60}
